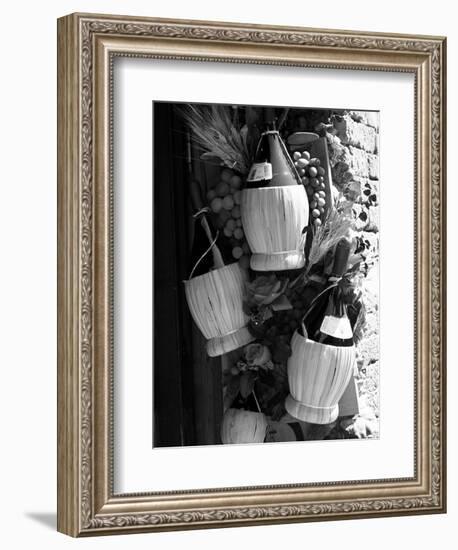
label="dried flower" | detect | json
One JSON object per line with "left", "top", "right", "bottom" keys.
{"left": 245, "top": 274, "right": 289, "bottom": 308}
{"left": 244, "top": 343, "right": 271, "bottom": 367}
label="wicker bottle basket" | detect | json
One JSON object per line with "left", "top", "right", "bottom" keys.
{"left": 220, "top": 408, "right": 267, "bottom": 444}
{"left": 184, "top": 262, "right": 254, "bottom": 357}
{"left": 285, "top": 331, "right": 355, "bottom": 424}
{"left": 241, "top": 185, "right": 309, "bottom": 271}
{"left": 285, "top": 284, "right": 356, "bottom": 424}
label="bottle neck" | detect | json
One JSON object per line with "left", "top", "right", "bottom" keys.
{"left": 329, "top": 238, "right": 352, "bottom": 279}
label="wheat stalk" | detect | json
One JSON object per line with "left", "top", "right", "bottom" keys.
{"left": 178, "top": 104, "right": 252, "bottom": 175}
{"left": 306, "top": 208, "right": 353, "bottom": 274}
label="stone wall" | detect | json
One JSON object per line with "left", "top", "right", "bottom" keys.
{"left": 317, "top": 111, "right": 380, "bottom": 433}
{"left": 318, "top": 110, "right": 380, "bottom": 237}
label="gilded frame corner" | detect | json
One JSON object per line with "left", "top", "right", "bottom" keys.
{"left": 57, "top": 12, "right": 446, "bottom": 537}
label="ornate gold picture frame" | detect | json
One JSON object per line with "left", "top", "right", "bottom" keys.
{"left": 57, "top": 12, "right": 446, "bottom": 536}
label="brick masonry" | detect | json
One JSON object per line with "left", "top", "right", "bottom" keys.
{"left": 320, "top": 111, "right": 380, "bottom": 430}
{"left": 322, "top": 112, "right": 380, "bottom": 234}
{"left": 333, "top": 114, "right": 378, "bottom": 153}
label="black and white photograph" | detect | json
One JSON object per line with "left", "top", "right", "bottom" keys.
{"left": 153, "top": 102, "right": 380, "bottom": 447}
{"left": 0, "top": 0, "right": 449, "bottom": 544}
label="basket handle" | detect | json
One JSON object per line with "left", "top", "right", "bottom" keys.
{"left": 189, "top": 180, "right": 225, "bottom": 277}
{"left": 189, "top": 213, "right": 222, "bottom": 279}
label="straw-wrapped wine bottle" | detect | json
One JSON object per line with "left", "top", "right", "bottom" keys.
{"left": 184, "top": 181, "right": 254, "bottom": 357}
{"left": 285, "top": 238, "right": 356, "bottom": 424}
{"left": 241, "top": 123, "right": 309, "bottom": 271}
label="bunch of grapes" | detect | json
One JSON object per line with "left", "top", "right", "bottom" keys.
{"left": 292, "top": 151, "right": 327, "bottom": 228}
{"left": 206, "top": 168, "right": 251, "bottom": 269}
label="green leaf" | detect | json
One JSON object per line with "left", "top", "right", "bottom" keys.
{"left": 271, "top": 295, "right": 292, "bottom": 311}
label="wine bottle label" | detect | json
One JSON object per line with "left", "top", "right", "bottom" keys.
{"left": 320, "top": 315, "right": 353, "bottom": 339}
{"left": 247, "top": 162, "right": 273, "bottom": 182}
